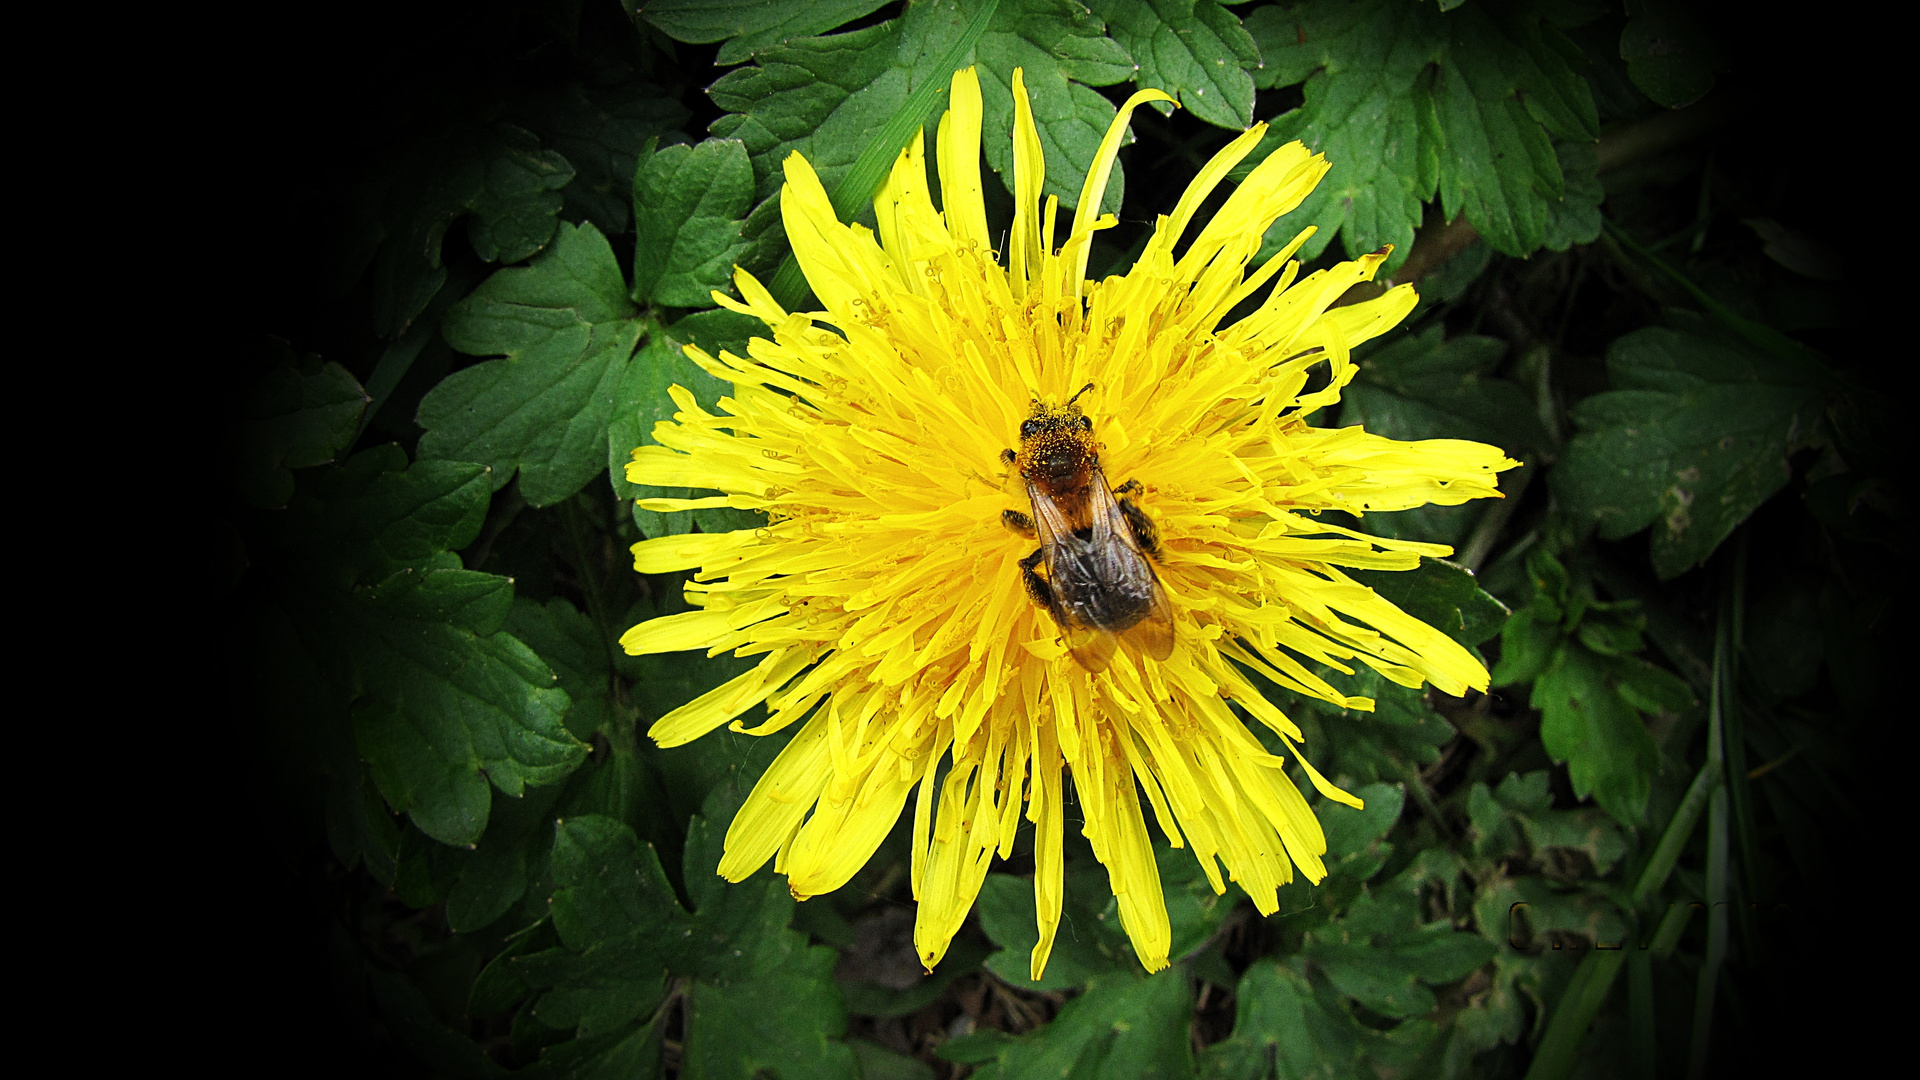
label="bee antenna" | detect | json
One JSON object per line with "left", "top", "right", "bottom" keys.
{"left": 1068, "top": 382, "right": 1096, "bottom": 407}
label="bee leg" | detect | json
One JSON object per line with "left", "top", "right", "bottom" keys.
{"left": 1002, "top": 509, "right": 1037, "bottom": 538}
{"left": 1000, "top": 448, "right": 1017, "bottom": 465}
{"left": 1114, "top": 480, "right": 1162, "bottom": 559}
{"left": 1018, "top": 547, "right": 1052, "bottom": 607}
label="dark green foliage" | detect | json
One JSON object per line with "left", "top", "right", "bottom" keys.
{"left": 426, "top": 222, "right": 646, "bottom": 507}
{"left": 1241, "top": 0, "right": 1597, "bottom": 269}
{"left": 233, "top": 3, "right": 1870, "bottom": 1078}
{"left": 1553, "top": 321, "right": 1832, "bottom": 579}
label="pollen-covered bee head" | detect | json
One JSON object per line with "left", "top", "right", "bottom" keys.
{"left": 1013, "top": 387, "right": 1098, "bottom": 495}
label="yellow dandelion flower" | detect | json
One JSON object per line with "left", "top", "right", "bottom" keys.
{"left": 621, "top": 68, "right": 1518, "bottom": 979}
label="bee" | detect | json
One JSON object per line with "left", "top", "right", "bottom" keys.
{"left": 1000, "top": 384, "right": 1174, "bottom": 673}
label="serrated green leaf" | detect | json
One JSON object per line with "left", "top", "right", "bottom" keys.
{"left": 1089, "top": 0, "right": 1259, "bottom": 129}
{"left": 507, "top": 597, "right": 614, "bottom": 742}
{"left": 520, "top": 780, "right": 854, "bottom": 1076}
{"left": 361, "top": 564, "right": 514, "bottom": 635}
{"left": 1428, "top": 7, "right": 1597, "bottom": 256}
{"left": 631, "top": 138, "right": 755, "bottom": 306}
{"left": 1468, "top": 781, "right": 1523, "bottom": 861}
{"left": 428, "top": 221, "right": 644, "bottom": 506}
{"left": 471, "top": 916, "right": 561, "bottom": 1018}
{"left": 523, "top": 1017, "right": 664, "bottom": 1080}
{"left": 267, "top": 451, "right": 589, "bottom": 847}
{"left": 708, "top": 0, "right": 1133, "bottom": 261}
{"left": 971, "top": 969, "right": 1194, "bottom": 1079}
{"left": 1478, "top": 873, "right": 1627, "bottom": 950}
{"left": 639, "top": 0, "right": 896, "bottom": 65}
{"left": 680, "top": 948, "right": 857, "bottom": 1080}
{"left": 1552, "top": 326, "right": 1830, "bottom": 578}
{"left": 1349, "top": 553, "right": 1512, "bottom": 647}
{"left": 447, "top": 781, "right": 569, "bottom": 934}
{"left": 517, "top": 82, "right": 691, "bottom": 236}
{"left": 1250, "top": 0, "right": 1433, "bottom": 267}
{"left": 517, "top": 816, "right": 683, "bottom": 1036}
{"left": 1530, "top": 642, "right": 1658, "bottom": 825}
{"left": 234, "top": 358, "right": 370, "bottom": 509}
{"left": 371, "top": 122, "right": 577, "bottom": 339}
{"left": 1197, "top": 960, "right": 1349, "bottom": 1080}
{"left": 1472, "top": 770, "right": 1633, "bottom": 875}
{"left": 352, "top": 607, "right": 584, "bottom": 846}
{"left": 1241, "top": 0, "right": 1597, "bottom": 265}
{"left": 288, "top": 451, "right": 494, "bottom": 583}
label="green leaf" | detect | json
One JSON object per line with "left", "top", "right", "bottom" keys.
{"left": 1346, "top": 327, "right": 1546, "bottom": 453}
{"left": 1540, "top": 140, "right": 1602, "bottom": 251}
{"left": 1426, "top": 6, "right": 1598, "bottom": 257}
{"left": 1197, "top": 959, "right": 1357, "bottom": 1080}
{"left": 1530, "top": 642, "right": 1659, "bottom": 824}
{"left": 286, "top": 450, "right": 494, "bottom": 582}
{"left": 427, "top": 221, "right": 645, "bottom": 507}
{"left": 639, "top": 0, "right": 896, "bottom": 65}
{"left": 679, "top": 949, "right": 856, "bottom": 1080}
{"left": 370, "top": 122, "right": 578, "bottom": 338}
{"left": 978, "top": 870, "right": 1137, "bottom": 991}
{"left": 446, "top": 782, "right": 568, "bottom": 933}
{"left": 1319, "top": 780, "right": 1402, "bottom": 866}
{"left": 517, "top": 816, "right": 683, "bottom": 1036}
{"left": 1349, "top": 554, "right": 1511, "bottom": 647}
{"left": 1477, "top": 873, "right": 1627, "bottom": 951}
{"left": 849, "top": 1039, "right": 937, "bottom": 1080}
{"left": 517, "top": 82, "right": 691, "bottom": 236}
{"left": 1619, "top": 0, "right": 1730, "bottom": 108}
{"left": 1552, "top": 325, "right": 1830, "bottom": 578}
{"left": 969, "top": 970, "right": 1195, "bottom": 1079}
{"left": 350, "top": 595, "right": 583, "bottom": 846}
{"left": 1244, "top": 0, "right": 1433, "bottom": 266}
{"left": 1089, "top": 0, "right": 1260, "bottom": 129}
{"left": 1491, "top": 607, "right": 1559, "bottom": 687}
{"left": 523, "top": 1018, "right": 664, "bottom": 1080}
{"left": 265, "top": 451, "right": 590, "bottom": 847}
{"left": 708, "top": 0, "right": 1134, "bottom": 247}
{"left": 471, "top": 917, "right": 561, "bottom": 1018}
{"left": 507, "top": 597, "right": 615, "bottom": 742}
{"left": 234, "top": 355, "right": 370, "bottom": 509}
{"left": 1471, "top": 771, "right": 1632, "bottom": 875}
{"left": 1240, "top": 0, "right": 1597, "bottom": 265}
{"left": 631, "top": 138, "right": 755, "bottom": 307}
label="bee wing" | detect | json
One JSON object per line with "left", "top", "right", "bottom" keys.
{"left": 1088, "top": 470, "right": 1175, "bottom": 662}
{"left": 1120, "top": 577, "right": 1175, "bottom": 661}
{"left": 1027, "top": 480, "right": 1122, "bottom": 673}
{"left": 1064, "top": 622, "right": 1121, "bottom": 673}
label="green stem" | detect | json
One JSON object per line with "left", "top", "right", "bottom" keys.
{"left": 767, "top": 0, "right": 1001, "bottom": 311}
